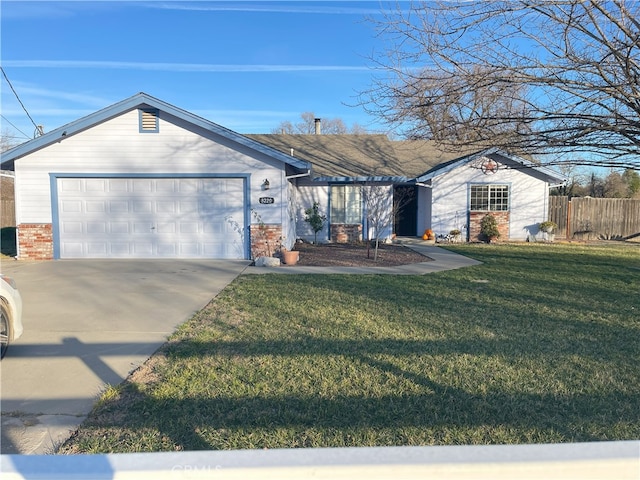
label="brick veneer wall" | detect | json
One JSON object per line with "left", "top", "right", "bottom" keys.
{"left": 250, "top": 223, "right": 283, "bottom": 258}
{"left": 468, "top": 211, "right": 510, "bottom": 242}
{"left": 330, "top": 224, "right": 362, "bottom": 243}
{"left": 18, "top": 223, "right": 54, "bottom": 260}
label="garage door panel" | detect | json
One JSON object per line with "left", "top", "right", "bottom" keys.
{"left": 86, "top": 179, "right": 107, "bottom": 192}
{"left": 57, "top": 177, "right": 246, "bottom": 259}
{"left": 108, "top": 179, "right": 128, "bottom": 192}
{"left": 133, "top": 241, "right": 154, "bottom": 255}
{"left": 158, "top": 243, "right": 178, "bottom": 256}
{"left": 133, "top": 180, "right": 153, "bottom": 193}
{"left": 109, "top": 200, "right": 130, "bottom": 213}
{"left": 133, "top": 221, "right": 154, "bottom": 234}
{"left": 109, "top": 243, "right": 131, "bottom": 256}
{"left": 60, "top": 179, "right": 82, "bottom": 192}
{"left": 156, "top": 222, "right": 176, "bottom": 234}
{"left": 62, "top": 221, "right": 83, "bottom": 234}
{"left": 203, "top": 223, "right": 223, "bottom": 234}
{"left": 87, "top": 222, "right": 107, "bottom": 234}
{"left": 133, "top": 201, "right": 153, "bottom": 213}
{"left": 87, "top": 243, "right": 108, "bottom": 255}
{"left": 111, "top": 222, "right": 129, "bottom": 234}
{"left": 157, "top": 201, "right": 176, "bottom": 213}
{"left": 86, "top": 201, "right": 106, "bottom": 213}
{"left": 61, "top": 200, "right": 82, "bottom": 213}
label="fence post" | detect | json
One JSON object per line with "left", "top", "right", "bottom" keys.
{"left": 566, "top": 199, "right": 571, "bottom": 240}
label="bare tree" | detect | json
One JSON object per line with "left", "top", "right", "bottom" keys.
{"left": 273, "top": 112, "right": 365, "bottom": 134}
{"left": 362, "top": 0, "right": 640, "bottom": 170}
{"left": 1, "top": 130, "right": 20, "bottom": 154}
{"left": 363, "top": 184, "right": 414, "bottom": 260}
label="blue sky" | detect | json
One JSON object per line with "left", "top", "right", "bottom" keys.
{"left": 1, "top": 1, "right": 396, "bottom": 144}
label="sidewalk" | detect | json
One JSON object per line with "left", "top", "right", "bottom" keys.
{"left": 242, "top": 240, "right": 482, "bottom": 275}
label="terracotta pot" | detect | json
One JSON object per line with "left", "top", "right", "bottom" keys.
{"left": 282, "top": 250, "right": 299, "bottom": 265}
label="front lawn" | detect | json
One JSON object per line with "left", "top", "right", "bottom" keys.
{"left": 61, "top": 243, "right": 640, "bottom": 453}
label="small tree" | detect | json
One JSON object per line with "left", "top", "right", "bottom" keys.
{"left": 480, "top": 214, "right": 500, "bottom": 243}
{"left": 363, "top": 184, "right": 413, "bottom": 261}
{"left": 303, "top": 202, "right": 327, "bottom": 244}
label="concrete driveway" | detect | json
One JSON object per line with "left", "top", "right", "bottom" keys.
{"left": 0, "top": 258, "right": 250, "bottom": 454}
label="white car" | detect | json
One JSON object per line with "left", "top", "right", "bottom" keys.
{"left": 0, "top": 273, "right": 23, "bottom": 359}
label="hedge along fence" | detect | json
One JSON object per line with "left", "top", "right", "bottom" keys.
{"left": 549, "top": 196, "right": 640, "bottom": 241}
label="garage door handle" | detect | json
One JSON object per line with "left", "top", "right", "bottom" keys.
{"left": 151, "top": 226, "right": 156, "bottom": 230}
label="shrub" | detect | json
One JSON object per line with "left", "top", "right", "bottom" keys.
{"left": 480, "top": 214, "right": 500, "bottom": 242}
{"left": 538, "top": 221, "right": 557, "bottom": 233}
{"left": 304, "top": 202, "right": 327, "bottom": 244}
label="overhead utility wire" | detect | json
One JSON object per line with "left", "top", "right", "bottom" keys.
{"left": 0, "top": 66, "right": 42, "bottom": 137}
{"left": 0, "top": 114, "right": 30, "bottom": 140}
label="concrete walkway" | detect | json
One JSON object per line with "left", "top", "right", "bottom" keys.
{"left": 243, "top": 240, "right": 482, "bottom": 275}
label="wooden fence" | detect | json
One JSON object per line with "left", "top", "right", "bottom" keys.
{"left": 1, "top": 200, "right": 16, "bottom": 228}
{"left": 549, "top": 196, "right": 640, "bottom": 240}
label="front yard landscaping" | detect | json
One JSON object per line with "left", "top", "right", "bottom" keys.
{"left": 61, "top": 243, "right": 640, "bottom": 453}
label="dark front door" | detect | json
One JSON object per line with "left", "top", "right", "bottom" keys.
{"left": 394, "top": 186, "right": 418, "bottom": 236}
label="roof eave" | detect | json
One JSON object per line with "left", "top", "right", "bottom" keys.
{"left": 313, "top": 175, "right": 408, "bottom": 183}
{"left": 414, "top": 148, "right": 568, "bottom": 184}
{"left": 1, "top": 92, "right": 311, "bottom": 173}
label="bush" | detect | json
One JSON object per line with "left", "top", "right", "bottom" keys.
{"left": 304, "top": 202, "right": 327, "bottom": 244}
{"left": 538, "top": 221, "right": 557, "bottom": 233}
{"left": 480, "top": 214, "right": 500, "bottom": 242}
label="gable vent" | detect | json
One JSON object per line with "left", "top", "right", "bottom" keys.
{"left": 139, "top": 109, "right": 159, "bottom": 133}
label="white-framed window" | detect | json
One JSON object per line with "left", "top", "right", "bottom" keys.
{"left": 330, "top": 185, "right": 362, "bottom": 223}
{"left": 470, "top": 184, "right": 510, "bottom": 211}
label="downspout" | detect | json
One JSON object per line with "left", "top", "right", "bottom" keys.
{"left": 285, "top": 170, "right": 311, "bottom": 180}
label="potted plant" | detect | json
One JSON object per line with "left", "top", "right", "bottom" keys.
{"left": 449, "top": 228, "right": 462, "bottom": 242}
{"left": 538, "top": 221, "right": 557, "bottom": 233}
{"left": 480, "top": 214, "right": 500, "bottom": 243}
{"left": 281, "top": 247, "right": 300, "bottom": 265}
{"left": 538, "top": 220, "right": 557, "bottom": 242}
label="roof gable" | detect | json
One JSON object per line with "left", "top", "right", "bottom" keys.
{"left": 415, "top": 148, "right": 567, "bottom": 185}
{"left": 1, "top": 92, "right": 310, "bottom": 172}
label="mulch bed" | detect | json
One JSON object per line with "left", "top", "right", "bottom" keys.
{"left": 291, "top": 242, "right": 431, "bottom": 267}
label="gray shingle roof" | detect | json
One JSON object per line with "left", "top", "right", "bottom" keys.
{"left": 245, "top": 134, "right": 465, "bottom": 179}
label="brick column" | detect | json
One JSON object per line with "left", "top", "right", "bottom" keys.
{"left": 18, "top": 223, "right": 54, "bottom": 260}
{"left": 250, "top": 224, "right": 283, "bottom": 258}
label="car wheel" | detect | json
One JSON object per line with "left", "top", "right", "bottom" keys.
{"left": 0, "top": 303, "right": 10, "bottom": 359}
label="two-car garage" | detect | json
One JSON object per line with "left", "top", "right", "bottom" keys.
{"left": 54, "top": 176, "right": 246, "bottom": 259}
{"left": 4, "top": 93, "right": 311, "bottom": 261}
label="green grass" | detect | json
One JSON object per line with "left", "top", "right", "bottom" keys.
{"left": 61, "top": 243, "right": 640, "bottom": 453}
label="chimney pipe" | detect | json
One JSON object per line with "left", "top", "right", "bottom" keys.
{"left": 314, "top": 118, "right": 321, "bottom": 135}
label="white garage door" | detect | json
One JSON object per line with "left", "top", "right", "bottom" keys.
{"left": 57, "top": 177, "right": 246, "bottom": 259}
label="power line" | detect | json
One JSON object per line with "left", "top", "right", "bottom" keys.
{"left": 0, "top": 66, "right": 42, "bottom": 137}
{"left": 0, "top": 114, "right": 31, "bottom": 140}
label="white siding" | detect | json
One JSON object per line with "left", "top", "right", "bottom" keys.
{"left": 430, "top": 159, "right": 549, "bottom": 240}
{"left": 295, "top": 184, "right": 330, "bottom": 243}
{"left": 363, "top": 184, "right": 394, "bottom": 241}
{"left": 15, "top": 109, "right": 287, "bottom": 229}
{"left": 14, "top": 108, "right": 295, "bottom": 259}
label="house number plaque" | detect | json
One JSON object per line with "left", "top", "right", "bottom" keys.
{"left": 259, "top": 197, "right": 275, "bottom": 204}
